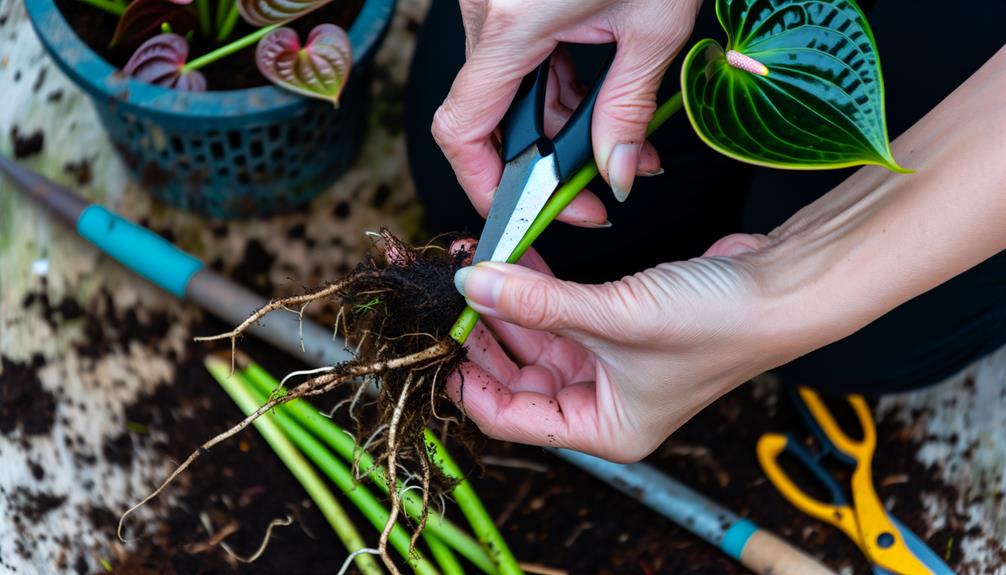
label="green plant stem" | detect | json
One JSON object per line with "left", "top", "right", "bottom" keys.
{"left": 242, "top": 362, "right": 498, "bottom": 574}
{"left": 216, "top": 0, "right": 235, "bottom": 32}
{"left": 424, "top": 534, "right": 465, "bottom": 575}
{"left": 205, "top": 359, "right": 384, "bottom": 575}
{"left": 450, "top": 91, "right": 684, "bottom": 344}
{"left": 77, "top": 0, "right": 125, "bottom": 16}
{"left": 216, "top": 1, "right": 242, "bottom": 43}
{"left": 195, "top": 0, "right": 211, "bottom": 38}
{"left": 236, "top": 369, "right": 441, "bottom": 575}
{"left": 424, "top": 430, "right": 522, "bottom": 575}
{"left": 183, "top": 23, "right": 278, "bottom": 73}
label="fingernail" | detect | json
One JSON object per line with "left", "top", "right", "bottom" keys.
{"left": 579, "top": 220, "right": 613, "bottom": 229}
{"left": 609, "top": 143, "right": 641, "bottom": 202}
{"left": 454, "top": 265, "right": 504, "bottom": 308}
{"left": 641, "top": 168, "right": 664, "bottom": 176}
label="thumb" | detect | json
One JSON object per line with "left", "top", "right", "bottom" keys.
{"left": 454, "top": 262, "right": 614, "bottom": 335}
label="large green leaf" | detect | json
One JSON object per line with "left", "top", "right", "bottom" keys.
{"left": 681, "top": 0, "right": 907, "bottom": 172}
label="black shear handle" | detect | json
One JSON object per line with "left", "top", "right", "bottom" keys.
{"left": 500, "top": 46, "right": 614, "bottom": 182}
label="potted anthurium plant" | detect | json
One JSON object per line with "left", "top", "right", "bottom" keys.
{"left": 27, "top": 0, "right": 394, "bottom": 217}
{"left": 119, "top": 0, "right": 908, "bottom": 573}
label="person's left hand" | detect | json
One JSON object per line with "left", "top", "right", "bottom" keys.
{"left": 447, "top": 233, "right": 808, "bottom": 462}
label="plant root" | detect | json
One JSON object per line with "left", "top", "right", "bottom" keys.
{"left": 378, "top": 373, "right": 415, "bottom": 575}
{"left": 127, "top": 230, "right": 476, "bottom": 570}
{"left": 118, "top": 341, "right": 457, "bottom": 541}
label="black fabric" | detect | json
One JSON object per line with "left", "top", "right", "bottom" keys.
{"left": 404, "top": 0, "right": 1006, "bottom": 395}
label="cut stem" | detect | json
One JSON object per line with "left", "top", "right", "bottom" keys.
{"left": 424, "top": 430, "right": 522, "bottom": 575}
{"left": 183, "top": 23, "right": 278, "bottom": 72}
{"left": 205, "top": 358, "right": 384, "bottom": 575}
{"left": 77, "top": 0, "right": 125, "bottom": 16}
{"left": 450, "top": 92, "right": 684, "bottom": 344}
{"left": 242, "top": 361, "right": 498, "bottom": 574}
{"left": 236, "top": 364, "right": 441, "bottom": 575}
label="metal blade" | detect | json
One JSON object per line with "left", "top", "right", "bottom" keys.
{"left": 890, "top": 517, "right": 956, "bottom": 575}
{"left": 473, "top": 146, "right": 560, "bottom": 264}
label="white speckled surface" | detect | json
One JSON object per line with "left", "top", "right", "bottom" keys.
{"left": 1, "top": 0, "right": 1003, "bottom": 572}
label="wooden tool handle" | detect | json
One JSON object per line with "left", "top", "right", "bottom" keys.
{"left": 739, "top": 530, "right": 838, "bottom": 575}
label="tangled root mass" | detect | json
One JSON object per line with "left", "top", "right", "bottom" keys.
{"left": 122, "top": 230, "right": 475, "bottom": 574}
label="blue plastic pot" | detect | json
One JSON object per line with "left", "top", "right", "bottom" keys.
{"left": 27, "top": 0, "right": 395, "bottom": 218}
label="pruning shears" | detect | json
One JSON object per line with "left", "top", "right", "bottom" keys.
{"left": 757, "top": 387, "right": 956, "bottom": 575}
{"left": 472, "top": 47, "right": 612, "bottom": 264}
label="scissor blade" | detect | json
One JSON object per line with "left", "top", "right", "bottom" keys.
{"left": 889, "top": 517, "right": 956, "bottom": 575}
{"left": 473, "top": 146, "right": 560, "bottom": 264}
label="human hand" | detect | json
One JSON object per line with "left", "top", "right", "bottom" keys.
{"left": 432, "top": 0, "right": 703, "bottom": 226}
{"left": 446, "top": 45, "right": 1006, "bottom": 463}
{"left": 447, "top": 233, "right": 804, "bottom": 463}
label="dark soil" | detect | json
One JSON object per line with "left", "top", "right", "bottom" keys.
{"left": 336, "top": 231, "right": 469, "bottom": 468}
{"left": 55, "top": 0, "right": 364, "bottom": 91}
{"left": 0, "top": 354, "right": 56, "bottom": 441}
{"left": 10, "top": 126, "right": 44, "bottom": 159}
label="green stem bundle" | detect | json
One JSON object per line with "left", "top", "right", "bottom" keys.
{"left": 423, "top": 431, "right": 522, "bottom": 575}
{"left": 206, "top": 358, "right": 383, "bottom": 575}
{"left": 242, "top": 362, "right": 499, "bottom": 574}
{"left": 234, "top": 365, "right": 442, "bottom": 575}
{"left": 450, "top": 92, "right": 684, "bottom": 343}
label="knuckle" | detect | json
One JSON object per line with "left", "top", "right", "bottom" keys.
{"left": 430, "top": 105, "right": 463, "bottom": 151}
{"left": 602, "top": 91, "right": 658, "bottom": 129}
{"left": 596, "top": 276, "right": 662, "bottom": 340}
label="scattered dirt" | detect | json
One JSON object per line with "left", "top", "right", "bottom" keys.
{"left": 55, "top": 0, "right": 364, "bottom": 91}
{"left": 10, "top": 126, "right": 44, "bottom": 159}
{"left": 9, "top": 486, "right": 67, "bottom": 523}
{"left": 0, "top": 354, "right": 56, "bottom": 440}
{"left": 64, "top": 158, "right": 93, "bottom": 186}
{"left": 23, "top": 288, "right": 85, "bottom": 329}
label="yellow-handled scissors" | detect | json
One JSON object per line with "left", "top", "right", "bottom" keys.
{"left": 757, "top": 387, "right": 954, "bottom": 575}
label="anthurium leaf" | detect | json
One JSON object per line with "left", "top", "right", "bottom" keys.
{"left": 123, "top": 33, "right": 207, "bottom": 91}
{"left": 237, "top": 0, "right": 333, "bottom": 26}
{"left": 111, "top": 0, "right": 196, "bottom": 47}
{"left": 681, "top": 0, "right": 907, "bottom": 172}
{"left": 256, "top": 24, "right": 351, "bottom": 104}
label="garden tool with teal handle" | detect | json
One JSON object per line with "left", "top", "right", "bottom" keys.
{"left": 757, "top": 387, "right": 955, "bottom": 575}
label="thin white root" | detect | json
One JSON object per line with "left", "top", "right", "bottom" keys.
{"left": 281, "top": 365, "right": 336, "bottom": 388}
{"left": 222, "top": 515, "right": 293, "bottom": 564}
{"left": 337, "top": 548, "right": 382, "bottom": 575}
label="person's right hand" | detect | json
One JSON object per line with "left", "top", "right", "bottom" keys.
{"left": 431, "top": 0, "right": 703, "bottom": 226}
